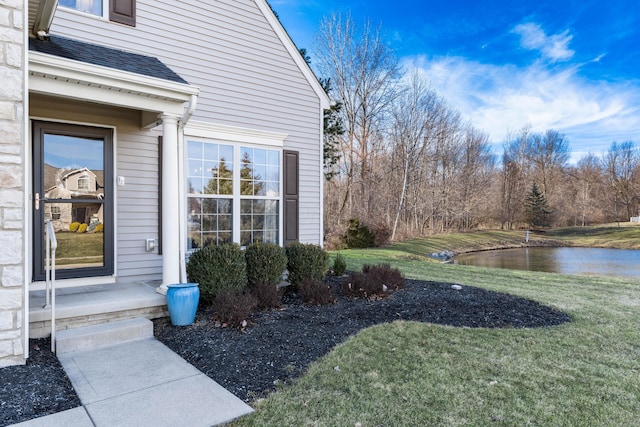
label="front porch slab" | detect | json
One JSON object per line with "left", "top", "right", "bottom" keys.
{"left": 29, "top": 281, "right": 167, "bottom": 339}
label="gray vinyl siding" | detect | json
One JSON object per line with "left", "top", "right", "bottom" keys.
{"left": 29, "top": 96, "right": 163, "bottom": 282}
{"left": 115, "top": 127, "right": 163, "bottom": 282}
{"left": 46, "top": 0, "right": 323, "bottom": 245}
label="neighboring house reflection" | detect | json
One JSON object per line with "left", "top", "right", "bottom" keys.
{"left": 44, "top": 165, "right": 104, "bottom": 231}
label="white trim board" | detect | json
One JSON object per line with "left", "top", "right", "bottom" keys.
{"left": 184, "top": 121, "right": 288, "bottom": 147}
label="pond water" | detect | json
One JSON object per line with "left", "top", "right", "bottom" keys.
{"left": 454, "top": 247, "right": 640, "bottom": 278}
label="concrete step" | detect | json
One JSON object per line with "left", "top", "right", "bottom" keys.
{"left": 55, "top": 317, "right": 154, "bottom": 354}
{"left": 29, "top": 281, "right": 167, "bottom": 339}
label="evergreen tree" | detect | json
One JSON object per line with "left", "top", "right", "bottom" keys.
{"left": 320, "top": 78, "right": 343, "bottom": 180}
{"left": 525, "top": 183, "right": 551, "bottom": 227}
{"left": 205, "top": 157, "right": 232, "bottom": 195}
{"left": 240, "top": 152, "right": 263, "bottom": 196}
{"left": 297, "top": 49, "right": 343, "bottom": 180}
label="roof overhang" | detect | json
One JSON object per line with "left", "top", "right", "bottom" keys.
{"left": 32, "top": 0, "right": 59, "bottom": 39}
{"left": 29, "top": 50, "right": 200, "bottom": 122}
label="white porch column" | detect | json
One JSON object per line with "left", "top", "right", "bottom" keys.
{"left": 158, "top": 114, "right": 181, "bottom": 294}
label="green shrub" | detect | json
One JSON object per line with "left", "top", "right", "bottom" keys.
{"left": 244, "top": 242, "right": 288, "bottom": 286}
{"left": 77, "top": 223, "right": 88, "bottom": 233}
{"left": 285, "top": 242, "right": 328, "bottom": 286}
{"left": 69, "top": 222, "right": 80, "bottom": 232}
{"left": 332, "top": 252, "right": 347, "bottom": 276}
{"left": 212, "top": 289, "right": 256, "bottom": 329}
{"left": 298, "top": 278, "right": 335, "bottom": 305}
{"left": 342, "top": 219, "right": 375, "bottom": 249}
{"left": 95, "top": 223, "right": 104, "bottom": 232}
{"left": 186, "top": 243, "right": 247, "bottom": 303}
{"left": 250, "top": 280, "right": 281, "bottom": 310}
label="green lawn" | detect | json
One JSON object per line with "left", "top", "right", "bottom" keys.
{"left": 233, "top": 228, "right": 640, "bottom": 426}
{"left": 545, "top": 223, "right": 640, "bottom": 249}
{"left": 52, "top": 231, "right": 103, "bottom": 266}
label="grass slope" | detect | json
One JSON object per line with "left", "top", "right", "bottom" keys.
{"left": 233, "top": 227, "right": 640, "bottom": 426}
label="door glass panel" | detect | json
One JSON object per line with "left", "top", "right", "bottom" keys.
{"left": 43, "top": 134, "right": 105, "bottom": 270}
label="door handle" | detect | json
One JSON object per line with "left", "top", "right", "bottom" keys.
{"left": 35, "top": 192, "right": 40, "bottom": 210}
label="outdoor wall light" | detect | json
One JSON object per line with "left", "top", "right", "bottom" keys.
{"left": 145, "top": 238, "right": 157, "bottom": 252}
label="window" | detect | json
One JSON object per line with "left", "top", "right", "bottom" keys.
{"left": 60, "top": 0, "right": 104, "bottom": 17}
{"left": 77, "top": 175, "right": 89, "bottom": 191}
{"left": 59, "top": 0, "right": 136, "bottom": 26}
{"left": 239, "top": 147, "right": 280, "bottom": 246}
{"left": 187, "top": 141, "right": 234, "bottom": 249}
{"left": 51, "top": 206, "right": 61, "bottom": 220}
{"left": 187, "top": 141, "right": 281, "bottom": 250}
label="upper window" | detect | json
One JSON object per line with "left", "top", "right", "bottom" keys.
{"left": 60, "top": 0, "right": 104, "bottom": 17}
{"left": 187, "top": 141, "right": 281, "bottom": 250}
{"left": 59, "top": 0, "right": 136, "bottom": 26}
{"left": 50, "top": 206, "right": 61, "bottom": 220}
{"left": 77, "top": 175, "right": 90, "bottom": 191}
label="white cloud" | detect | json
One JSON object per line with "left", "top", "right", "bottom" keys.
{"left": 512, "top": 22, "right": 575, "bottom": 62}
{"left": 404, "top": 55, "right": 640, "bottom": 162}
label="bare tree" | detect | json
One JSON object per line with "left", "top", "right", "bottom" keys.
{"left": 500, "top": 127, "right": 532, "bottom": 229}
{"left": 388, "top": 70, "right": 442, "bottom": 239}
{"left": 572, "top": 154, "right": 605, "bottom": 226}
{"left": 603, "top": 141, "right": 639, "bottom": 222}
{"left": 527, "top": 129, "right": 570, "bottom": 197}
{"left": 454, "top": 126, "right": 495, "bottom": 229}
{"left": 314, "top": 12, "right": 400, "bottom": 221}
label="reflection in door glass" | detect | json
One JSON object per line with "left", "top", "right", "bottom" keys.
{"left": 43, "top": 134, "right": 105, "bottom": 269}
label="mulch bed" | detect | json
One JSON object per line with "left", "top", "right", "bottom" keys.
{"left": 0, "top": 339, "right": 80, "bottom": 427}
{"left": 153, "top": 277, "right": 570, "bottom": 402}
{"left": 0, "top": 277, "right": 570, "bottom": 425}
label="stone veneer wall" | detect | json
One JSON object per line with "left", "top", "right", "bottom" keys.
{"left": 0, "top": 0, "right": 25, "bottom": 367}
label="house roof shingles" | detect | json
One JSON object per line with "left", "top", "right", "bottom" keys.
{"left": 29, "top": 35, "right": 189, "bottom": 85}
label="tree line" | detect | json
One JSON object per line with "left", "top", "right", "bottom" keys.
{"left": 311, "top": 13, "right": 640, "bottom": 245}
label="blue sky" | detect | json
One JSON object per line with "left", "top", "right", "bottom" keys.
{"left": 271, "top": 0, "right": 640, "bottom": 163}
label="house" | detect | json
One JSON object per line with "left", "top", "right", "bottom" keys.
{"left": 0, "top": 0, "right": 330, "bottom": 367}
{"left": 45, "top": 166, "right": 105, "bottom": 230}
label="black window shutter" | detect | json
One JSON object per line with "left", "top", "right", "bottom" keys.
{"left": 110, "top": 0, "right": 136, "bottom": 26}
{"left": 283, "top": 150, "right": 299, "bottom": 245}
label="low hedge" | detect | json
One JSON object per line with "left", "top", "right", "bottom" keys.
{"left": 245, "top": 242, "right": 288, "bottom": 286}
{"left": 285, "top": 242, "right": 328, "bottom": 286}
{"left": 186, "top": 243, "right": 247, "bottom": 303}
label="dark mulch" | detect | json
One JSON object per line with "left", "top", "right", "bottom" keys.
{"left": 0, "top": 278, "right": 570, "bottom": 425}
{"left": 153, "top": 277, "right": 571, "bottom": 402}
{"left": 0, "top": 339, "right": 81, "bottom": 427}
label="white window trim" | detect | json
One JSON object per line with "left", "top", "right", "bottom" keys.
{"left": 185, "top": 123, "right": 288, "bottom": 249}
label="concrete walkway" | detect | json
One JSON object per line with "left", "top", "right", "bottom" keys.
{"left": 11, "top": 326, "right": 253, "bottom": 426}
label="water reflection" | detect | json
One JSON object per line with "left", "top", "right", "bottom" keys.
{"left": 454, "top": 247, "right": 640, "bottom": 278}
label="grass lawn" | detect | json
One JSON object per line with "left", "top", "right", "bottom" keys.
{"left": 233, "top": 227, "right": 640, "bottom": 426}
{"left": 545, "top": 223, "right": 640, "bottom": 249}
{"left": 53, "top": 231, "right": 103, "bottom": 266}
